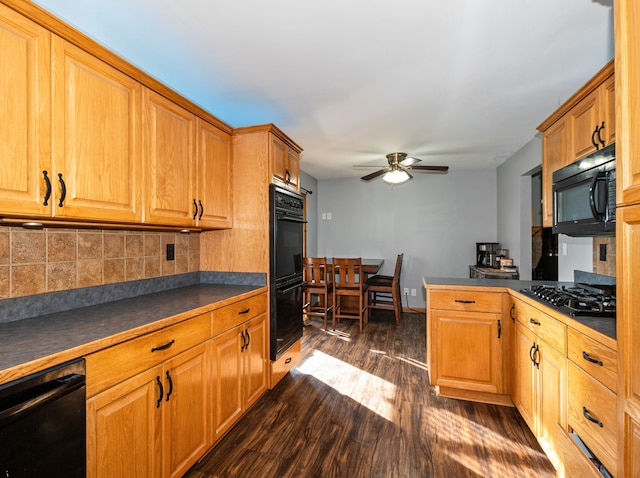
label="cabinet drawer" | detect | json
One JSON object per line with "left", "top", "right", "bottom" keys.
{"left": 429, "top": 290, "right": 502, "bottom": 313}
{"left": 85, "top": 313, "right": 210, "bottom": 397}
{"left": 212, "top": 293, "right": 268, "bottom": 336}
{"left": 270, "top": 340, "right": 300, "bottom": 389}
{"left": 567, "top": 362, "right": 617, "bottom": 473}
{"left": 567, "top": 328, "right": 617, "bottom": 392}
{"left": 517, "top": 301, "right": 566, "bottom": 354}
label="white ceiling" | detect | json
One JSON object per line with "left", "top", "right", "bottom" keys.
{"left": 34, "top": 0, "right": 614, "bottom": 179}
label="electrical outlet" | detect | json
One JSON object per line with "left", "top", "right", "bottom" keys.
{"left": 404, "top": 288, "right": 409, "bottom": 296}
{"left": 599, "top": 243, "right": 607, "bottom": 261}
{"left": 166, "top": 243, "right": 175, "bottom": 261}
{"left": 411, "top": 288, "right": 417, "bottom": 296}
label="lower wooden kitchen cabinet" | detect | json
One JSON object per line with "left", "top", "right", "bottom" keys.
{"left": 512, "top": 309, "right": 567, "bottom": 470}
{"left": 210, "top": 293, "right": 269, "bottom": 442}
{"left": 426, "top": 288, "right": 511, "bottom": 405}
{"left": 85, "top": 316, "right": 211, "bottom": 478}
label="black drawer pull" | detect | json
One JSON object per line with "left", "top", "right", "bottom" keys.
{"left": 198, "top": 200, "right": 204, "bottom": 219}
{"left": 239, "top": 308, "right": 250, "bottom": 315}
{"left": 57, "top": 173, "right": 66, "bottom": 207}
{"left": 454, "top": 299, "right": 475, "bottom": 304}
{"left": 151, "top": 339, "right": 175, "bottom": 352}
{"left": 529, "top": 318, "right": 541, "bottom": 326}
{"left": 193, "top": 199, "right": 198, "bottom": 219}
{"left": 285, "top": 357, "right": 292, "bottom": 364}
{"left": 582, "top": 351, "right": 604, "bottom": 366}
{"left": 155, "top": 376, "right": 164, "bottom": 408}
{"left": 42, "top": 170, "right": 51, "bottom": 205}
{"left": 583, "top": 406, "right": 603, "bottom": 427}
{"left": 165, "top": 370, "right": 173, "bottom": 401}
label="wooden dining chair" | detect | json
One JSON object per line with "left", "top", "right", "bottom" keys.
{"left": 332, "top": 257, "right": 368, "bottom": 332}
{"left": 366, "top": 253, "right": 403, "bottom": 324}
{"left": 302, "top": 257, "right": 333, "bottom": 330}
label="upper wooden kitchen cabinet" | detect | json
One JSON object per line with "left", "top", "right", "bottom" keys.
{"left": 0, "top": 3, "right": 51, "bottom": 218}
{"left": 144, "top": 89, "right": 196, "bottom": 227}
{"left": 270, "top": 130, "right": 301, "bottom": 191}
{"left": 51, "top": 36, "right": 143, "bottom": 223}
{"left": 195, "top": 119, "right": 232, "bottom": 229}
{"left": 538, "top": 60, "right": 614, "bottom": 227}
{"left": 425, "top": 287, "right": 511, "bottom": 405}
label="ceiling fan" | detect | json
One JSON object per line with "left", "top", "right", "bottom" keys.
{"left": 359, "top": 152, "right": 449, "bottom": 184}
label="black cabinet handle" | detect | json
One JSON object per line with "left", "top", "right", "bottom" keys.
{"left": 529, "top": 343, "right": 536, "bottom": 364}
{"left": 156, "top": 376, "right": 164, "bottom": 408}
{"left": 285, "top": 357, "right": 292, "bottom": 364}
{"left": 591, "top": 125, "right": 600, "bottom": 150}
{"left": 57, "top": 173, "right": 66, "bottom": 207}
{"left": 582, "top": 351, "right": 604, "bottom": 366}
{"left": 245, "top": 328, "right": 250, "bottom": 348}
{"left": 583, "top": 406, "right": 603, "bottom": 427}
{"left": 534, "top": 344, "right": 540, "bottom": 369}
{"left": 42, "top": 171, "right": 51, "bottom": 206}
{"left": 285, "top": 169, "right": 291, "bottom": 183}
{"left": 497, "top": 319, "right": 502, "bottom": 339}
{"left": 193, "top": 199, "right": 198, "bottom": 219}
{"left": 165, "top": 370, "right": 173, "bottom": 401}
{"left": 240, "top": 330, "right": 247, "bottom": 351}
{"left": 454, "top": 299, "right": 475, "bottom": 304}
{"left": 151, "top": 339, "right": 175, "bottom": 352}
{"left": 529, "top": 318, "right": 541, "bottom": 326}
{"left": 509, "top": 304, "right": 515, "bottom": 322}
{"left": 239, "top": 308, "right": 250, "bottom": 315}
{"left": 596, "top": 121, "right": 605, "bottom": 148}
{"left": 198, "top": 200, "right": 204, "bottom": 220}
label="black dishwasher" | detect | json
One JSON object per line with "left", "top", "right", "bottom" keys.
{"left": 0, "top": 358, "right": 86, "bottom": 477}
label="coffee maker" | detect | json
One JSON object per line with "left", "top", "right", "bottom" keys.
{"left": 476, "top": 242, "right": 500, "bottom": 268}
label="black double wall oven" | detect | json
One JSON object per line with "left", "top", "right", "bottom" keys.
{"left": 269, "top": 185, "right": 305, "bottom": 360}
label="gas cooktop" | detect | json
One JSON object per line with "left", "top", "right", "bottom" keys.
{"left": 519, "top": 283, "right": 616, "bottom": 319}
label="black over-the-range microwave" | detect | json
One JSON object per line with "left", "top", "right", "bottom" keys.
{"left": 552, "top": 143, "right": 616, "bottom": 237}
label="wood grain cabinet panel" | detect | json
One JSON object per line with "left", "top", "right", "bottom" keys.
{"left": 196, "top": 119, "right": 232, "bottom": 229}
{"left": 0, "top": 4, "right": 51, "bottom": 217}
{"left": 52, "top": 36, "right": 143, "bottom": 222}
{"left": 144, "top": 89, "right": 195, "bottom": 227}
{"left": 540, "top": 118, "right": 569, "bottom": 227}
{"left": 270, "top": 132, "right": 300, "bottom": 191}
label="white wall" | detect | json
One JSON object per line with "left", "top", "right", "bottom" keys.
{"left": 496, "top": 137, "right": 543, "bottom": 280}
{"left": 316, "top": 169, "right": 497, "bottom": 308}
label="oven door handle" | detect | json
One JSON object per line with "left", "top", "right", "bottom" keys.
{"left": 276, "top": 214, "right": 307, "bottom": 224}
{"left": 277, "top": 281, "right": 306, "bottom": 294}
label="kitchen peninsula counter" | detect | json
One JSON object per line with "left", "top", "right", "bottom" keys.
{"left": 0, "top": 283, "right": 266, "bottom": 385}
{"left": 423, "top": 277, "right": 616, "bottom": 345}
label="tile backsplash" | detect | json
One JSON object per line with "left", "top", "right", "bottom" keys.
{"left": 593, "top": 236, "right": 616, "bottom": 277}
{"left": 0, "top": 227, "right": 200, "bottom": 299}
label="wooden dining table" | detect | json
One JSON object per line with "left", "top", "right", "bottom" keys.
{"left": 326, "top": 258, "right": 384, "bottom": 281}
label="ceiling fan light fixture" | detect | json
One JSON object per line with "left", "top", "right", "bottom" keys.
{"left": 382, "top": 169, "right": 410, "bottom": 184}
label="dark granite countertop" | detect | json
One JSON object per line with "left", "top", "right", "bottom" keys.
{"left": 0, "top": 283, "right": 264, "bottom": 383}
{"left": 423, "top": 277, "right": 616, "bottom": 342}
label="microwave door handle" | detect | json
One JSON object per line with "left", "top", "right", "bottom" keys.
{"left": 589, "top": 173, "right": 607, "bottom": 220}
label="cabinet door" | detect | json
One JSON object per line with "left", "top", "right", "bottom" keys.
{"left": 430, "top": 310, "right": 503, "bottom": 393}
{"left": 244, "top": 313, "right": 268, "bottom": 408}
{"left": 541, "top": 118, "right": 568, "bottom": 227}
{"left": 513, "top": 322, "right": 537, "bottom": 432}
{"left": 196, "top": 119, "right": 232, "bottom": 229}
{"left": 52, "top": 36, "right": 143, "bottom": 222}
{"left": 270, "top": 134, "right": 288, "bottom": 185}
{"left": 87, "top": 366, "right": 162, "bottom": 478}
{"left": 0, "top": 5, "right": 51, "bottom": 217}
{"left": 211, "top": 326, "right": 243, "bottom": 441}
{"left": 567, "top": 88, "right": 600, "bottom": 162}
{"left": 286, "top": 147, "right": 300, "bottom": 190}
{"left": 537, "top": 338, "right": 567, "bottom": 469}
{"left": 145, "top": 89, "right": 195, "bottom": 226}
{"left": 163, "top": 343, "right": 210, "bottom": 478}
{"left": 599, "top": 75, "right": 615, "bottom": 147}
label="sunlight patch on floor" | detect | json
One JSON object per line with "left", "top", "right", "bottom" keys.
{"left": 296, "top": 349, "right": 398, "bottom": 422}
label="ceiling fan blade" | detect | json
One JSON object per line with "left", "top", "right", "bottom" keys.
{"left": 410, "top": 165, "right": 449, "bottom": 174}
{"left": 399, "top": 156, "right": 422, "bottom": 167}
{"left": 360, "top": 169, "right": 387, "bottom": 182}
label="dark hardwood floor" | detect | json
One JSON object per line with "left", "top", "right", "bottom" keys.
{"left": 184, "top": 311, "right": 555, "bottom": 478}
